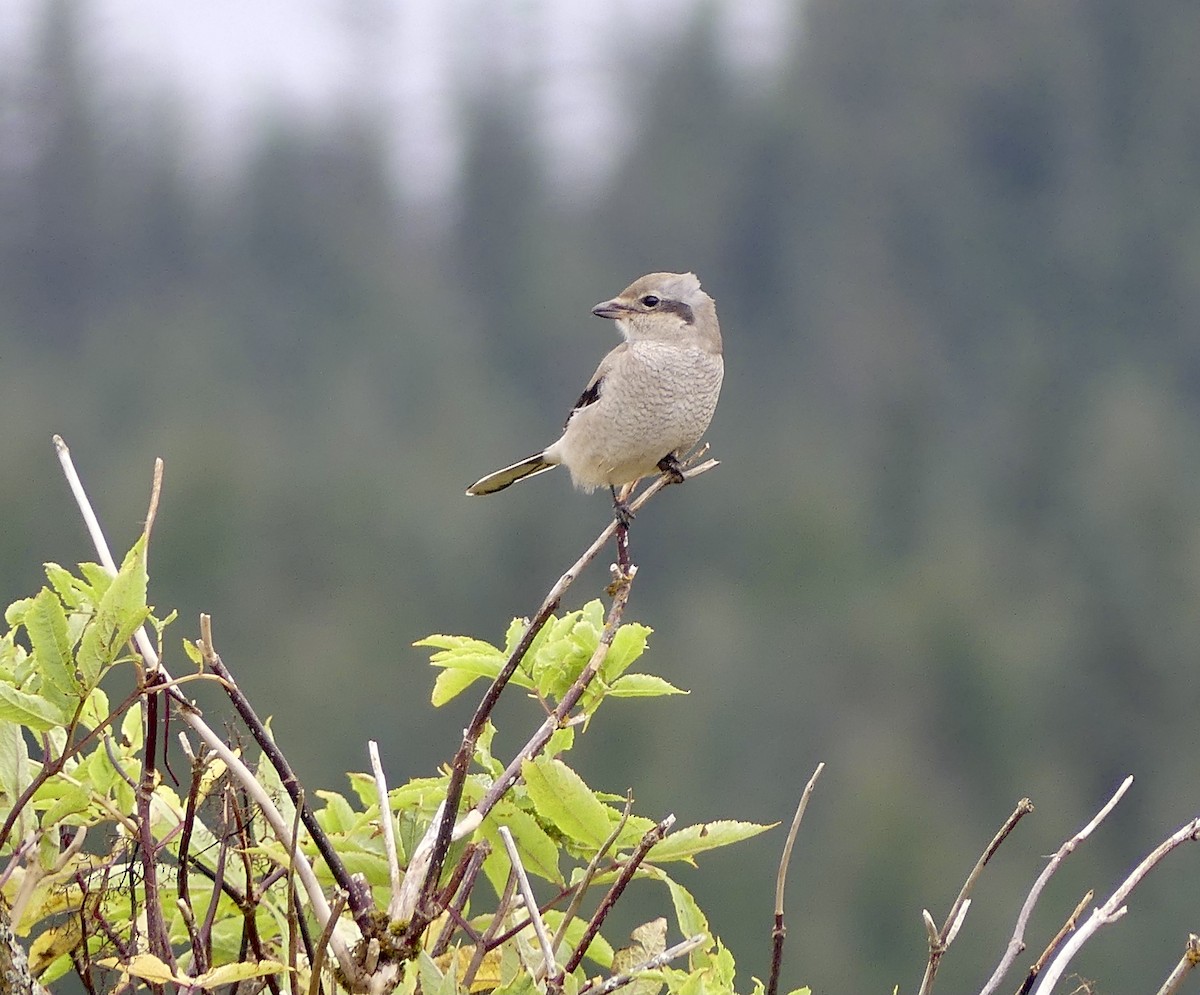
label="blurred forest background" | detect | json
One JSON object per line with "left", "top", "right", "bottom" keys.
{"left": 4, "top": 0, "right": 1200, "bottom": 991}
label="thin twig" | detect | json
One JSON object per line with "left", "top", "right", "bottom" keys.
{"left": 1014, "top": 891, "right": 1092, "bottom": 995}
{"left": 580, "top": 934, "right": 708, "bottom": 995}
{"left": 200, "top": 613, "right": 374, "bottom": 928}
{"left": 1031, "top": 816, "right": 1200, "bottom": 995}
{"left": 499, "top": 825, "right": 561, "bottom": 983}
{"left": 464, "top": 869, "right": 519, "bottom": 991}
{"left": 562, "top": 814, "right": 676, "bottom": 976}
{"left": 978, "top": 776, "right": 1132, "bottom": 995}
{"left": 918, "top": 797, "right": 1035, "bottom": 995}
{"left": 554, "top": 792, "right": 634, "bottom": 953}
{"left": 52, "top": 437, "right": 362, "bottom": 984}
{"left": 307, "top": 890, "right": 348, "bottom": 995}
{"left": 459, "top": 574, "right": 636, "bottom": 842}
{"left": 767, "top": 762, "right": 825, "bottom": 995}
{"left": 432, "top": 842, "right": 491, "bottom": 957}
{"left": 398, "top": 538, "right": 646, "bottom": 930}
{"left": 1154, "top": 933, "right": 1200, "bottom": 995}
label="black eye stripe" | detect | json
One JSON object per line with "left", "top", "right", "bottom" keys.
{"left": 659, "top": 299, "right": 695, "bottom": 324}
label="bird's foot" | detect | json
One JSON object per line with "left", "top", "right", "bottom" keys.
{"left": 657, "top": 453, "right": 686, "bottom": 484}
{"left": 610, "top": 486, "right": 636, "bottom": 527}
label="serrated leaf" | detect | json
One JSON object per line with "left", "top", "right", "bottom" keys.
{"left": 607, "top": 674, "right": 688, "bottom": 698}
{"left": 665, "top": 875, "right": 710, "bottom": 941}
{"left": 25, "top": 588, "right": 81, "bottom": 700}
{"left": 0, "top": 682, "right": 67, "bottom": 731}
{"left": 76, "top": 537, "right": 149, "bottom": 688}
{"left": 650, "top": 820, "right": 775, "bottom": 864}
{"left": 315, "top": 790, "right": 360, "bottom": 834}
{"left": 601, "top": 623, "right": 652, "bottom": 681}
{"left": 0, "top": 720, "right": 32, "bottom": 838}
{"left": 522, "top": 757, "right": 610, "bottom": 849}
{"left": 485, "top": 802, "right": 562, "bottom": 885}
{"left": 432, "top": 666, "right": 488, "bottom": 707}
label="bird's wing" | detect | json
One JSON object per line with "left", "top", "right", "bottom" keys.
{"left": 564, "top": 343, "right": 627, "bottom": 429}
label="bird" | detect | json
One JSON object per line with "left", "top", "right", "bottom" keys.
{"left": 466, "top": 271, "right": 723, "bottom": 521}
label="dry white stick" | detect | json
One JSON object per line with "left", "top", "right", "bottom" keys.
{"left": 369, "top": 741, "right": 404, "bottom": 919}
{"left": 1154, "top": 933, "right": 1200, "bottom": 995}
{"left": 1031, "top": 815, "right": 1200, "bottom": 995}
{"left": 498, "top": 825, "right": 560, "bottom": 983}
{"left": 978, "top": 775, "right": 1133, "bottom": 995}
{"left": 52, "top": 436, "right": 361, "bottom": 984}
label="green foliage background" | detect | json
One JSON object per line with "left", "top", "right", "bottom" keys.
{"left": 4, "top": 0, "right": 1200, "bottom": 991}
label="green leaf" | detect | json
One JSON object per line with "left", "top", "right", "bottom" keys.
{"left": 40, "top": 782, "right": 92, "bottom": 827}
{"left": 76, "top": 537, "right": 149, "bottom": 688}
{"left": 484, "top": 801, "right": 562, "bottom": 885}
{"left": 315, "top": 790, "right": 360, "bottom": 834}
{"left": 607, "top": 674, "right": 688, "bottom": 698}
{"left": 0, "top": 720, "right": 32, "bottom": 837}
{"left": 601, "top": 623, "right": 652, "bottom": 682}
{"left": 0, "top": 682, "right": 67, "bottom": 732}
{"left": 25, "top": 588, "right": 81, "bottom": 699}
{"left": 521, "top": 757, "right": 610, "bottom": 849}
{"left": 649, "top": 821, "right": 775, "bottom": 865}
{"left": 43, "top": 563, "right": 89, "bottom": 609}
{"left": 640, "top": 871, "right": 710, "bottom": 943}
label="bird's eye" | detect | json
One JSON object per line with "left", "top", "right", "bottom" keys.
{"left": 640, "top": 295, "right": 660, "bottom": 308}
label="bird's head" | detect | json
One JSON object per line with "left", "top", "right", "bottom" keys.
{"left": 592, "top": 272, "right": 721, "bottom": 353}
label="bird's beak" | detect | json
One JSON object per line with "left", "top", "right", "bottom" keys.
{"left": 592, "top": 298, "right": 628, "bottom": 319}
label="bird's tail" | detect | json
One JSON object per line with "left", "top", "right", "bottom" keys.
{"left": 466, "top": 453, "right": 559, "bottom": 495}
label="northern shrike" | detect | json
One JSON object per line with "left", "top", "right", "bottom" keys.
{"left": 466, "top": 272, "right": 723, "bottom": 520}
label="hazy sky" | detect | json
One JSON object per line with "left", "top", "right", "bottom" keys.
{"left": 2, "top": 0, "right": 792, "bottom": 202}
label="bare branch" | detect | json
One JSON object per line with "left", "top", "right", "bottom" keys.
{"left": 918, "top": 797, "right": 1034, "bottom": 995}
{"left": 1032, "top": 816, "right": 1200, "bottom": 995}
{"left": 554, "top": 792, "right": 635, "bottom": 953}
{"left": 53, "top": 437, "right": 363, "bottom": 985}
{"left": 1015, "top": 891, "right": 1092, "bottom": 995}
{"left": 499, "top": 825, "right": 561, "bottom": 983}
{"left": 563, "top": 814, "right": 676, "bottom": 976}
{"left": 580, "top": 934, "right": 708, "bottom": 995}
{"left": 767, "top": 762, "right": 825, "bottom": 995}
{"left": 979, "top": 775, "right": 1132, "bottom": 995}
{"left": 1154, "top": 933, "right": 1200, "bottom": 995}
{"left": 369, "top": 740, "right": 404, "bottom": 920}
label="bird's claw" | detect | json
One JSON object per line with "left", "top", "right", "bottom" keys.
{"left": 657, "top": 454, "right": 686, "bottom": 485}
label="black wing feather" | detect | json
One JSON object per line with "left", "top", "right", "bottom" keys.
{"left": 565, "top": 376, "right": 603, "bottom": 428}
